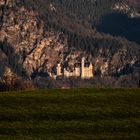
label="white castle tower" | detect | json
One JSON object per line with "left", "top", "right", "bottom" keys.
{"left": 81, "top": 57, "right": 85, "bottom": 79}
{"left": 88, "top": 63, "right": 93, "bottom": 79}
{"left": 56, "top": 63, "right": 62, "bottom": 76}
{"left": 81, "top": 57, "right": 93, "bottom": 79}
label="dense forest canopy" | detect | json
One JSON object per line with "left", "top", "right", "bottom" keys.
{"left": 21, "top": 0, "right": 140, "bottom": 41}
{"left": 23, "top": 0, "right": 113, "bottom": 26}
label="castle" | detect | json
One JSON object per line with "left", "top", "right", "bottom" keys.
{"left": 56, "top": 58, "right": 93, "bottom": 79}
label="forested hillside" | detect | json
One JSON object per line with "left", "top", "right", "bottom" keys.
{"left": 0, "top": 0, "right": 140, "bottom": 90}
{"left": 22, "top": 0, "right": 114, "bottom": 33}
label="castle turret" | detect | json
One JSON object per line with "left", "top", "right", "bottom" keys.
{"left": 81, "top": 57, "right": 93, "bottom": 79}
{"left": 56, "top": 63, "right": 62, "bottom": 76}
{"left": 81, "top": 57, "right": 85, "bottom": 79}
{"left": 89, "top": 63, "right": 93, "bottom": 78}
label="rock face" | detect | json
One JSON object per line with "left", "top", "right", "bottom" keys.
{"left": 0, "top": 0, "right": 140, "bottom": 86}
{"left": 112, "top": 0, "right": 140, "bottom": 18}
{"left": 0, "top": 0, "right": 69, "bottom": 78}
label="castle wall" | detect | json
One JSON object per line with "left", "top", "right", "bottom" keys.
{"left": 81, "top": 67, "right": 93, "bottom": 79}
{"left": 56, "top": 58, "right": 93, "bottom": 79}
{"left": 64, "top": 67, "right": 80, "bottom": 78}
{"left": 74, "top": 67, "right": 81, "bottom": 77}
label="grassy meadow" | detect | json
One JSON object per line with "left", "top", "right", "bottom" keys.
{"left": 0, "top": 88, "right": 140, "bottom": 140}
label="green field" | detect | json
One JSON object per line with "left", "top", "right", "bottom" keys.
{"left": 0, "top": 88, "right": 140, "bottom": 140}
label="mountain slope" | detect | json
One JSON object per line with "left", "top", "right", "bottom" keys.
{"left": 0, "top": 0, "right": 140, "bottom": 88}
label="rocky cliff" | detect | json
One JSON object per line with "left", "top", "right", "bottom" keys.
{"left": 113, "top": 0, "right": 140, "bottom": 18}
{"left": 0, "top": 0, "right": 140, "bottom": 88}
{"left": 0, "top": 0, "right": 69, "bottom": 78}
